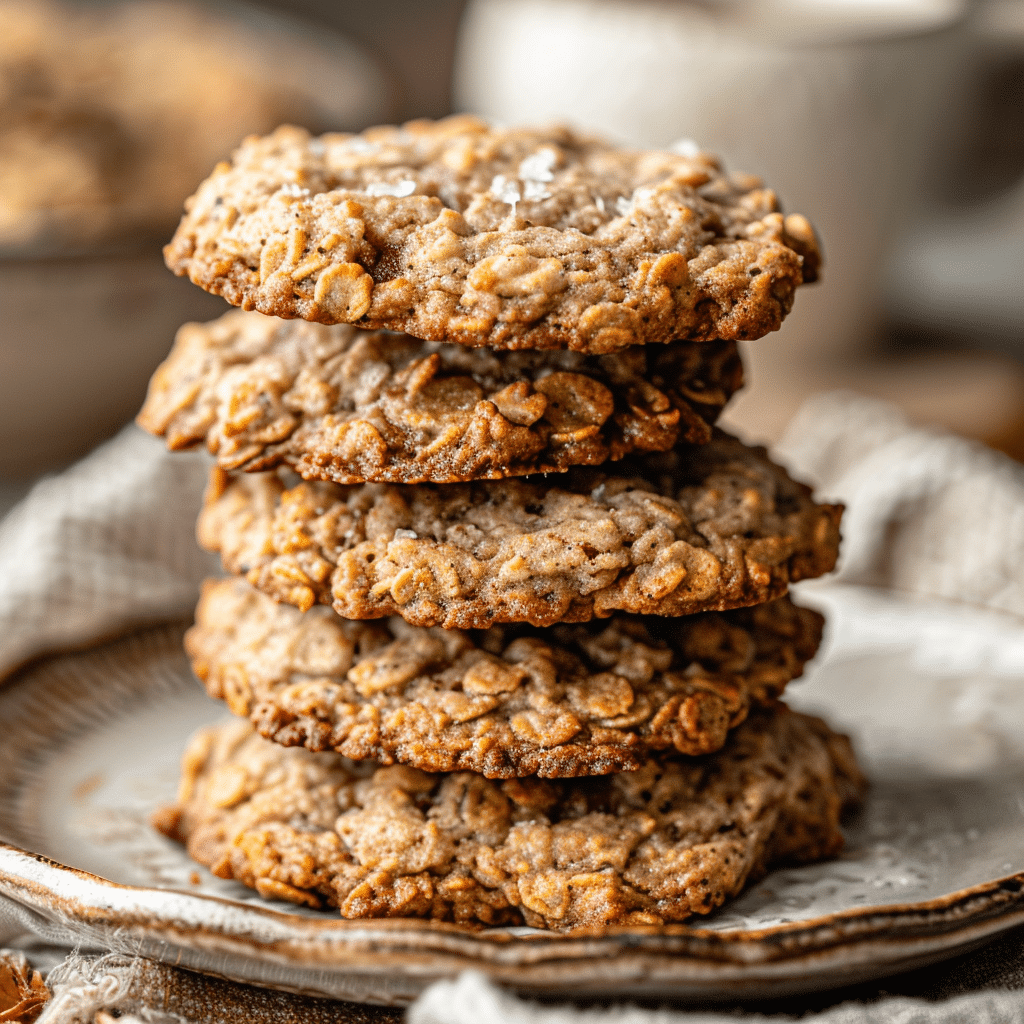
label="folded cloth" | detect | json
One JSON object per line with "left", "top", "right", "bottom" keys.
{"left": 0, "top": 426, "right": 216, "bottom": 682}
{"left": 409, "top": 960, "right": 1024, "bottom": 1024}
{"left": 2, "top": 394, "right": 1024, "bottom": 1022}
{"left": 774, "top": 391, "right": 1024, "bottom": 615}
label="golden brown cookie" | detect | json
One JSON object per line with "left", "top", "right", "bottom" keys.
{"left": 138, "top": 310, "right": 742, "bottom": 484}
{"left": 197, "top": 432, "right": 842, "bottom": 629}
{"left": 155, "top": 705, "right": 864, "bottom": 929}
{"left": 187, "top": 577, "right": 824, "bottom": 778}
{"left": 164, "top": 118, "right": 821, "bottom": 353}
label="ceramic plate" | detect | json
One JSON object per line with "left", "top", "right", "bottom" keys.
{"left": 3, "top": 583, "right": 1024, "bottom": 1006}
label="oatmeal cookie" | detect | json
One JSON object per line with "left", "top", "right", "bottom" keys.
{"left": 155, "top": 706, "right": 865, "bottom": 929}
{"left": 187, "top": 577, "right": 823, "bottom": 777}
{"left": 138, "top": 310, "right": 742, "bottom": 484}
{"left": 164, "top": 118, "right": 821, "bottom": 353}
{"left": 197, "top": 433, "right": 842, "bottom": 629}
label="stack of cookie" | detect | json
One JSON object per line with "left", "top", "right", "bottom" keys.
{"left": 140, "top": 117, "right": 865, "bottom": 929}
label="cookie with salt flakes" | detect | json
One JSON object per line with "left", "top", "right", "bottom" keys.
{"left": 164, "top": 117, "right": 821, "bottom": 353}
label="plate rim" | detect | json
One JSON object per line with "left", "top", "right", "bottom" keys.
{"left": 3, "top": 841, "right": 1024, "bottom": 1005}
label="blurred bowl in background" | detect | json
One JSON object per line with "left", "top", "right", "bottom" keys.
{"left": 0, "top": 251, "right": 226, "bottom": 475}
{"left": 0, "top": 0, "right": 392, "bottom": 477}
{"left": 0, "top": 0, "right": 394, "bottom": 258}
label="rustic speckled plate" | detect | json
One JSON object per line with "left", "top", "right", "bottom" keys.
{"left": 2, "top": 583, "right": 1024, "bottom": 1007}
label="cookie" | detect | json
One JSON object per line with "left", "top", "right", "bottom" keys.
{"left": 163, "top": 118, "right": 821, "bottom": 353}
{"left": 138, "top": 310, "right": 742, "bottom": 484}
{"left": 154, "top": 705, "right": 864, "bottom": 929}
{"left": 197, "top": 432, "right": 842, "bottom": 629}
{"left": 187, "top": 577, "right": 824, "bottom": 778}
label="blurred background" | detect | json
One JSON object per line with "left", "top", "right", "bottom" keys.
{"left": 2, "top": 0, "right": 1023, "bottom": 512}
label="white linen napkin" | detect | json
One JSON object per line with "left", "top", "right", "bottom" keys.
{"left": 774, "top": 390, "right": 1024, "bottom": 616}
{"left": 0, "top": 427, "right": 216, "bottom": 682}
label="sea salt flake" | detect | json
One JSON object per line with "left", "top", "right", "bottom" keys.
{"left": 394, "top": 528, "right": 418, "bottom": 540}
{"left": 345, "top": 137, "right": 379, "bottom": 155}
{"left": 490, "top": 174, "right": 521, "bottom": 211}
{"left": 670, "top": 138, "right": 701, "bottom": 158}
{"left": 522, "top": 180, "right": 551, "bottom": 202}
{"left": 365, "top": 179, "right": 416, "bottom": 198}
{"left": 518, "top": 147, "right": 557, "bottom": 182}
{"left": 594, "top": 195, "right": 606, "bottom": 213}
{"left": 615, "top": 196, "right": 633, "bottom": 216}
{"left": 279, "top": 183, "right": 310, "bottom": 198}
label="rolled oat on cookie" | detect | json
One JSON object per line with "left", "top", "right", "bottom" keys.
{"left": 138, "top": 310, "right": 742, "bottom": 484}
{"left": 187, "top": 577, "right": 824, "bottom": 778}
{"left": 197, "top": 431, "right": 842, "bottom": 629}
{"left": 164, "top": 117, "right": 821, "bottom": 353}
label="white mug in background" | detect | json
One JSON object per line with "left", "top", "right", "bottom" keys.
{"left": 886, "top": 0, "right": 1024, "bottom": 349}
{"left": 454, "top": 0, "right": 1018, "bottom": 439}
